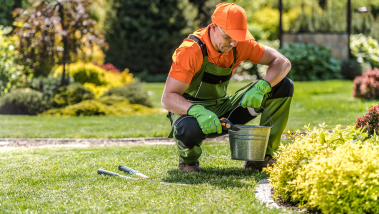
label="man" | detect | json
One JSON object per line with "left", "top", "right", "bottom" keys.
{"left": 161, "top": 3, "right": 293, "bottom": 172}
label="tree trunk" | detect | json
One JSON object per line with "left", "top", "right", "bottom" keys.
{"left": 59, "top": 2, "right": 69, "bottom": 86}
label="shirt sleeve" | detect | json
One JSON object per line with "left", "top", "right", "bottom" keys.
{"left": 168, "top": 40, "right": 203, "bottom": 84}
{"left": 236, "top": 40, "right": 265, "bottom": 63}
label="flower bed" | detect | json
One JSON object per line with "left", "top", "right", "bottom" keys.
{"left": 265, "top": 123, "right": 379, "bottom": 213}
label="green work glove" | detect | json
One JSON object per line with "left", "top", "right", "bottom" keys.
{"left": 240, "top": 79, "right": 272, "bottom": 108}
{"left": 187, "top": 104, "right": 222, "bottom": 135}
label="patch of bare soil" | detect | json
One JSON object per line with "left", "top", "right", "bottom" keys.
{"left": 271, "top": 189, "right": 323, "bottom": 214}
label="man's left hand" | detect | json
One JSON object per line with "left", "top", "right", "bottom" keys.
{"left": 240, "top": 79, "right": 271, "bottom": 108}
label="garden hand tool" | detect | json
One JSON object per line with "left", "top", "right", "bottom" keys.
{"left": 118, "top": 165, "right": 188, "bottom": 186}
{"left": 98, "top": 167, "right": 186, "bottom": 185}
{"left": 118, "top": 165, "right": 151, "bottom": 179}
{"left": 219, "top": 117, "right": 240, "bottom": 131}
{"left": 240, "top": 79, "right": 271, "bottom": 108}
{"left": 97, "top": 168, "right": 137, "bottom": 180}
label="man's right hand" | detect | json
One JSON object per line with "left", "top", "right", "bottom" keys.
{"left": 187, "top": 104, "right": 222, "bottom": 135}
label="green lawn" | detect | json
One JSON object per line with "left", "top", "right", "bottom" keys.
{"left": 0, "top": 114, "right": 170, "bottom": 138}
{"left": 144, "top": 80, "right": 378, "bottom": 130}
{"left": 0, "top": 143, "right": 290, "bottom": 213}
{"left": 0, "top": 80, "right": 376, "bottom": 138}
{"left": 1, "top": 80, "right": 375, "bottom": 213}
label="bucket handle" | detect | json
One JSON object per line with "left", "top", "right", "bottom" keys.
{"left": 226, "top": 105, "right": 274, "bottom": 127}
{"left": 261, "top": 106, "right": 274, "bottom": 127}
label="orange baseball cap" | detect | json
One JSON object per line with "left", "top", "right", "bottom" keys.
{"left": 211, "top": 3, "right": 254, "bottom": 42}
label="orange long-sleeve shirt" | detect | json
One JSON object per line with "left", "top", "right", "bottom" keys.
{"left": 169, "top": 25, "right": 265, "bottom": 84}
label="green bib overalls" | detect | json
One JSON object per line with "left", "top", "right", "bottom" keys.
{"left": 168, "top": 36, "right": 293, "bottom": 165}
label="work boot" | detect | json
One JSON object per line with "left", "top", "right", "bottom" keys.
{"left": 178, "top": 158, "right": 201, "bottom": 172}
{"left": 244, "top": 155, "right": 276, "bottom": 171}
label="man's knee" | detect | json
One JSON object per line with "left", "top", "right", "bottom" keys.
{"left": 269, "top": 77, "right": 294, "bottom": 99}
{"left": 174, "top": 116, "right": 205, "bottom": 148}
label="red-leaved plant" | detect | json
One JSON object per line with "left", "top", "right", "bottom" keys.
{"left": 353, "top": 68, "right": 379, "bottom": 99}
{"left": 355, "top": 103, "right": 379, "bottom": 136}
{"left": 93, "top": 62, "right": 120, "bottom": 73}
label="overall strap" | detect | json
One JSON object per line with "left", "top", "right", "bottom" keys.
{"left": 188, "top": 36, "right": 208, "bottom": 57}
{"left": 232, "top": 47, "right": 237, "bottom": 63}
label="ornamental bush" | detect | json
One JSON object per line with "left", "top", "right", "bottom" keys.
{"left": 52, "top": 84, "right": 95, "bottom": 108}
{"left": 0, "top": 89, "right": 50, "bottom": 115}
{"left": 355, "top": 103, "right": 379, "bottom": 136}
{"left": 27, "top": 75, "right": 65, "bottom": 101}
{"left": 40, "top": 95, "right": 159, "bottom": 116}
{"left": 353, "top": 67, "right": 379, "bottom": 99}
{"left": 42, "top": 100, "right": 110, "bottom": 116}
{"left": 0, "top": 26, "right": 29, "bottom": 95}
{"left": 350, "top": 34, "right": 379, "bottom": 69}
{"left": 293, "top": 142, "right": 379, "bottom": 213}
{"left": 265, "top": 124, "right": 379, "bottom": 213}
{"left": 54, "top": 62, "right": 134, "bottom": 97}
{"left": 278, "top": 43, "right": 341, "bottom": 81}
{"left": 102, "top": 81, "right": 153, "bottom": 107}
{"left": 94, "top": 62, "right": 120, "bottom": 73}
{"left": 264, "top": 124, "right": 365, "bottom": 203}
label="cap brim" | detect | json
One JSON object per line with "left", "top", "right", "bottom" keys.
{"left": 224, "top": 29, "right": 255, "bottom": 42}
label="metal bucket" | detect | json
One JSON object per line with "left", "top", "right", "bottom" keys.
{"left": 228, "top": 124, "right": 271, "bottom": 161}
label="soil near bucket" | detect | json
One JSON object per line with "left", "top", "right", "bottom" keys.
{"left": 228, "top": 124, "right": 271, "bottom": 161}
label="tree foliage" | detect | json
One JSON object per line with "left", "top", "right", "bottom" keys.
{"left": 0, "top": 26, "right": 29, "bottom": 95}
{"left": 0, "top": 0, "right": 25, "bottom": 27}
{"left": 12, "top": 0, "right": 106, "bottom": 85}
{"left": 188, "top": 0, "right": 221, "bottom": 28}
{"left": 104, "top": 0, "right": 187, "bottom": 74}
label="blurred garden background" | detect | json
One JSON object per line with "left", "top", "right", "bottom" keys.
{"left": 2, "top": 1, "right": 379, "bottom": 213}
{"left": 0, "top": 0, "right": 378, "bottom": 137}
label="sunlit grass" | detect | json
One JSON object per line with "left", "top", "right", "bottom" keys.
{"left": 0, "top": 143, "right": 289, "bottom": 213}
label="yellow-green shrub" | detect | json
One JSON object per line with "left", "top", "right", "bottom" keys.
{"left": 54, "top": 62, "right": 133, "bottom": 97}
{"left": 83, "top": 83, "right": 110, "bottom": 98}
{"left": 102, "top": 82, "right": 153, "bottom": 107}
{"left": 41, "top": 100, "right": 110, "bottom": 116}
{"left": 53, "top": 84, "right": 95, "bottom": 108}
{"left": 40, "top": 95, "right": 159, "bottom": 116}
{"left": 294, "top": 142, "right": 379, "bottom": 213}
{"left": 264, "top": 124, "right": 369, "bottom": 204}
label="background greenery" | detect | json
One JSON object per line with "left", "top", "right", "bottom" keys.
{"left": 0, "top": 80, "right": 376, "bottom": 138}
{"left": 0, "top": 0, "right": 377, "bottom": 84}
{"left": 104, "top": 0, "right": 187, "bottom": 75}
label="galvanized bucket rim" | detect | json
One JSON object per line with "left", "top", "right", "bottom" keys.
{"left": 229, "top": 124, "right": 272, "bottom": 133}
